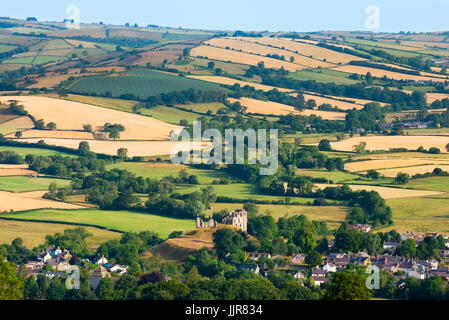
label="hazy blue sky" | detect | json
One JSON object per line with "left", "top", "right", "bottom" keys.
{"left": 3, "top": 0, "right": 448, "bottom": 32}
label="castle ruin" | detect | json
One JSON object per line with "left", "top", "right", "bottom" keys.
{"left": 222, "top": 209, "right": 247, "bottom": 232}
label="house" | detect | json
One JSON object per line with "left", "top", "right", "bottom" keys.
{"left": 311, "top": 275, "right": 328, "bottom": 286}
{"left": 239, "top": 264, "right": 260, "bottom": 275}
{"left": 429, "top": 268, "right": 449, "bottom": 281}
{"left": 109, "top": 264, "right": 128, "bottom": 275}
{"left": 348, "top": 224, "right": 372, "bottom": 233}
{"left": 93, "top": 254, "right": 108, "bottom": 265}
{"left": 246, "top": 252, "right": 271, "bottom": 261}
{"left": 90, "top": 265, "right": 111, "bottom": 289}
{"left": 406, "top": 265, "right": 427, "bottom": 280}
{"left": 293, "top": 270, "right": 305, "bottom": 280}
{"left": 353, "top": 256, "right": 371, "bottom": 266}
{"left": 322, "top": 262, "right": 337, "bottom": 273}
{"left": 291, "top": 253, "right": 307, "bottom": 264}
{"left": 311, "top": 268, "right": 326, "bottom": 277}
{"left": 383, "top": 242, "right": 400, "bottom": 250}
{"left": 37, "top": 251, "right": 52, "bottom": 263}
{"left": 24, "top": 261, "right": 44, "bottom": 272}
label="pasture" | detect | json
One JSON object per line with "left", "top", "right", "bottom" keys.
{"left": 69, "top": 69, "right": 224, "bottom": 98}
{"left": 2, "top": 209, "right": 196, "bottom": 238}
{"left": 0, "top": 176, "right": 71, "bottom": 192}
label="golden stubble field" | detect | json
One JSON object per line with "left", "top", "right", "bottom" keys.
{"left": 0, "top": 190, "right": 83, "bottom": 211}
{"left": 0, "top": 96, "right": 182, "bottom": 141}
{"left": 330, "top": 64, "right": 447, "bottom": 83}
{"left": 187, "top": 75, "right": 293, "bottom": 92}
{"left": 203, "top": 37, "right": 334, "bottom": 68}
{"left": 238, "top": 37, "right": 365, "bottom": 64}
{"left": 15, "top": 138, "right": 210, "bottom": 157}
{"left": 228, "top": 97, "right": 346, "bottom": 120}
{"left": 314, "top": 183, "right": 444, "bottom": 199}
{"left": 330, "top": 135, "right": 449, "bottom": 153}
{"left": 191, "top": 45, "right": 302, "bottom": 71}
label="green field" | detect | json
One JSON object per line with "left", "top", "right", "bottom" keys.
{"left": 107, "top": 162, "right": 235, "bottom": 184}
{"left": 141, "top": 106, "right": 201, "bottom": 124}
{"left": 405, "top": 176, "right": 449, "bottom": 192}
{"left": 0, "top": 176, "right": 72, "bottom": 192}
{"left": 69, "top": 69, "right": 225, "bottom": 98}
{"left": 175, "top": 183, "right": 319, "bottom": 204}
{"left": 0, "top": 145, "right": 73, "bottom": 157}
{"left": 289, "top": 68, "right": 360, "bottom": 85}
{"left": 0, "top": 44, "right": 16, "bottom": 53}
{"left": 296, "top": 168, "right": 360, "bottom": 183}
{"left": 384, "top": 194, "right": 449, "bottom": 233}
{"left": 2, "top": 209, "right": 196, "bottom": 238}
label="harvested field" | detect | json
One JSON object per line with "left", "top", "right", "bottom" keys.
{"left": 301, "top": 93, "right": 363, "bottom": 110}
{"left": 187, "top": 75, "right": 293, "bottom": 92}
{"left": 330, "top": 65, "right": 447, "bottom": 82}
{"left": 0, "top": 116, "right": 34, "bottom": 135}
{"left": 425, "top": 92, "right": 449, "bottom": 104}
{"left": 240, "top": 37, "right": 365, "bottom": 64}
{"left": 0, "top": 190, "right": 83, "bottom": 211}
{"left": 191, "top": 45, "right": 302, "bottom": 71}
{"left": 314, "top": 183, "right": 444, "bottom": 199}
{"left": 26, "top": 74, "right": 82, "bottom": 89}
{"left": 204, "top": 38, "right": 333, "bottom": 68}
{"left": 0, "top": 164, "right": 37, "bottom": 177}
{"left": 0, "top": 96, "right": 181, "bottom": 141}
{"left": 228, "top": 97, "right": 346, "bottom": 120}
{"left": 344, "top": 159, "right": 443, "bottom": 172}
{"left": 15, "top": 138, "right": 210, "bottom": 157}
{"left": 372, "top": 165, "right": 449, "bottom": 178}
{"left": 330, "top": 135, "right": 449, "bottom": 153}
{"left": 6, "top": 129, "right": 94, "bottom": 140}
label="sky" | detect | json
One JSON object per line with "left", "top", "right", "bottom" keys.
{"left": 2, "top": 0, "right": 448, "bottom": 33}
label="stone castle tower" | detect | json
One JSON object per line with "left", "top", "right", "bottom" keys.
{"left": 222, "top": 209, "right": 247, "bottom": 232}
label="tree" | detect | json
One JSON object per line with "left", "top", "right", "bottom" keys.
{"left": 305, "top": 250, "right": 322, "bottom": 267}
{"left": 292, "top": 224, "right": 316, "bottom": 252}
{"left": 366, "top": 169, "right": 380, "bottom": 180}
{"left": 14, "top": 131, "right": 22, "bottom": 138}
{"left": 117, "top": 148, "right": 128, "bottom": 159}
{"left": 306, "top": 99, "right": 317, "bottom": 109}
{"left": 35, "top": 119, "right": 45, "bottom": 130}
{"left": 0, "top": 256, "right": 23, "bottom": 300}
{"left": 207, "top": 61, "right": 215, "bottom": 69}
{"left": 394, "top": 172, "right": 410, "bottom": 185}
{"left": 23, "top": 276, "right": 39, "bottom": 300}
{"left": 318, "top": 139, "right": 332, "bottom": 151}
{"left": 186, "top": 266, "right": 201, "bottom": 283}
{"left": 95, "top": 276, "right": 114, "bottom": 300}
{"left": 323, "top": 272, "right": 372, "bottom": 300}
{"left": 78, "top": 141, "right": 90, "bottom": 156}
{"left": 213, "top": 228, "right": 245, "bottom": 260}
{"left": 46, "top": 281, "right": 67, "bottom": 300}
{"left": 396, "top": 238, "right": 416, "bottom": 258}
{"left": 83, "top": 124, "right": 92, "bottom": 132}
{"left": 109, "top": 129, "right": 120, "bottom": 140}
{"left": 353, "top": 141, "right": 367, "bottom": 154}
{"left": 46, "top": 122, "right": 57, "bottom": 130}
{"left": 290, "top": 56, "right": 295, "bottom": 62}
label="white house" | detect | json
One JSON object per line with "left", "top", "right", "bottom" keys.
{"left": 293, "top": 271, "right": 305, "bottom": 280}
{"left": 94, "top": 254, "right": 108, "bottom": 265}
{"left": 323, "top": 262, "right": 337, "bottom": 273}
